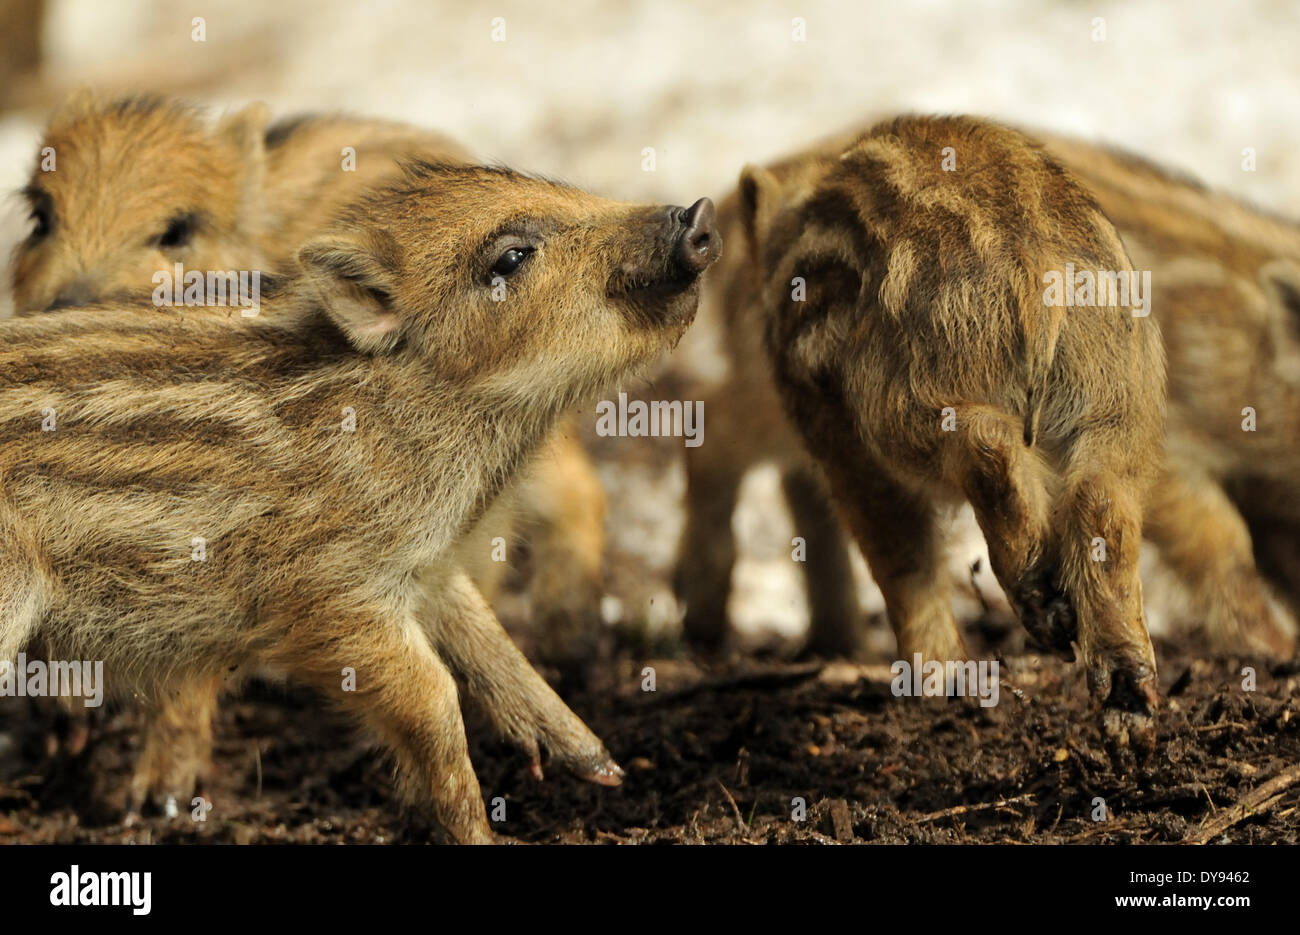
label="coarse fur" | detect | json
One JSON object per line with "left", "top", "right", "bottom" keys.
{"left": 738, "top": 116, "right": 1166, "bottom": 753}
{"left": 7, "top": 93, "right": 611, "bottom": 811}
{"left": 10, "top": 94, "right": 470, "bottom": 312}
{"left": 0, "top": 161, "right": 719, "bottom": 842}
{"left": 1036, "top": 130, "right": 1299, "bottom": 656}
{"left": 12, "top": 93, "right": 608, "bottom": 650}
{"left": 678, "top": 118, "right": 1299, "bottom": 668}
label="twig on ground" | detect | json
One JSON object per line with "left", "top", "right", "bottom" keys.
{"left": 716, "top": 779, "right": 747, "bottom": 832}
{"left": 1063, "top": 817, "right": 1142, "bottom": 843}
{"left": 913, "top": 793, "right": 1034, "bottom": 823}
{"left": 1185, "top": 763, "right": 1300, "bottom": 844}
{"left": 1199, "top": 783, "right": 1217, "bottom": 816}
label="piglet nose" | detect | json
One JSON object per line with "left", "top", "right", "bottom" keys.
{"left": 674, "top": 197, "right": 719, "bottom": 274}
{"left": 46, "top": 279, "right": 97, "bottom": 312}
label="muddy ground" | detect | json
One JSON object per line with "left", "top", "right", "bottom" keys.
{"left": 1, "top": 624, "right": 1296, "bottom": 845}
{"left": 1, "top": 403, "right": 1298, "bottom": 847}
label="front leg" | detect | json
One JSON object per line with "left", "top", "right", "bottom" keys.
{"left": 267, "top": 601, "right": 494, "bottom": 844}
{"left": 127, "top": 674, "right": 221, "bottom": 818}
{"left": 414, "top": 564, "right": 623, "bottom": 786}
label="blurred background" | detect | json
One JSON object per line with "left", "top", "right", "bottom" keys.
{"left": 2, "top": 0, "right": 1297, "bottom": 651}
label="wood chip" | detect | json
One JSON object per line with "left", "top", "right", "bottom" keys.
{"left": 828, "top": 799, "right": 854, "bottom": 842}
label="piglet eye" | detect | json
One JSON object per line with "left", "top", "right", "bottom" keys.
{"left": 491, "top": 246, "right": 534, "bottom": 278}
{"left": 22, "top": 187, "right": 53, "bottom": 243}
{"left": 29, "top": 205, "right": 52, "bottom": 241}
{"left": 156, "top": 213, "right": 197, "bottom": 249}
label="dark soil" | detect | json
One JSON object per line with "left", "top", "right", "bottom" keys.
{"left": 1, "top": 426, "right": 1296, "bottom": 845}
{"left": 2, "top": 626, "right": 1297, "bottom": 844}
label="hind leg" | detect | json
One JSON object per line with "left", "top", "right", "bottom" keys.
{"left": 1056, "top": 464, "right": 1159, "bottom": 760}
{"left": 1149, "top": 468, "right": 1295, "bottom": 656}
{"left": 781, "top": 466, "right": 861, "bottom": 657}
{"left": 13, "top": 641, "right": 93, "bottom": 761}
{"left": 0, "top": 533, "right": 54, "bottom": 768}
{"left": 941, "top": 405, "right": 1073, "bottom": 656}
{"left": 519, "top": 425, "right": 608, "bottom": 668}
{"left": 818, "top": 453, "right": 966, "bottom": 665}
{"left": 676, "top": 436, "right": 745, "bottom": 650}
{"left": 0, "top": 537, "right": 46, "bottom": 665}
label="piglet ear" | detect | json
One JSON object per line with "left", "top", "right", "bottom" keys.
{"left": 737, "top": 164, "right": 781, "bottom": 261}
{"left": 217, "top": 102, "right": 271, "bottom": 233}
{"left": 217, "top": 101, "right": 270, "bottom": 158}
{"left": 298, "top": 232, "right": 404, "bottom": 353}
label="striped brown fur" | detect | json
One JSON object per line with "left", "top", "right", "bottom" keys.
{"left": 737, "top": 116, "right": 1166, "bottom": 754}
{"left": 679, "top": 118, "right": 1300, "bottom": 671}
{"left": 0, "top": 164, "right": 718, "bottom": 842}
{"left": 10, "top": 92, "right": 472, "bottom": 313}
{"left": 1038, "top": 130, "right": 1300, "bottom": 655}
{"left": 8, "top": 93, "right": 612, "bottom": 813}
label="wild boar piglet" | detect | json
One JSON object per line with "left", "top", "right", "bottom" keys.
{"left": 741, "top": 115, "right": 1166, "bottom": 756}
{"left": 0, "top": 163, "right": 720, "bottom": 841}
